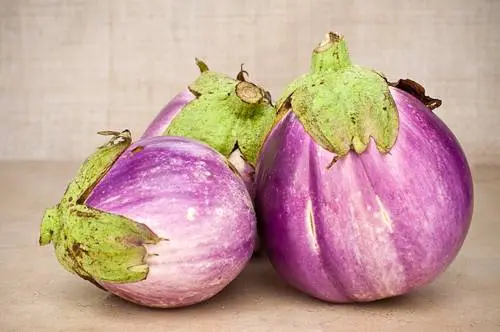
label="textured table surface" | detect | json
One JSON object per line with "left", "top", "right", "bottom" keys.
{"left": 1, "top": 162, "right": 499, "bottom": 332}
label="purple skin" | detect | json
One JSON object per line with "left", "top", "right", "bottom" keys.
{"left": 141, "top": 90, "right": 256, "bottom": 198}
{"left": 140, "top": 91, "right": 196, "bottom": 139}
{"left": 255, "top": 88, "right": 474, "bottom": 303}
{"left": 85, "top": 136, "right": 256, "bottom": 308}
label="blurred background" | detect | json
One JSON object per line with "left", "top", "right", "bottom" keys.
{"left": 0, "top": 0, "right": 498, "bottom": 164}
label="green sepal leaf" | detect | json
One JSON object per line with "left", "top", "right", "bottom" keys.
{"left": 52, "top": 205, "right": 160, "bottom": 284}
{"left": 61, "top": 130, "right": 132, "bottom": 206}
{"left": 39, "top": 206, "right": 59, "bottom": 246}
{"left": 39, "top": 130, "right": 162, "bottom": 286}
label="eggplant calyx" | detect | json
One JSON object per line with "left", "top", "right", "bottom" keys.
{"left": 276, "top": 32, "right": 400, "bottom": 161}
{"left": 39, "top": 131, "right": 161, "bottom": 287}
{"left": 164, "top": 59, "right": 276, "bottom": 167}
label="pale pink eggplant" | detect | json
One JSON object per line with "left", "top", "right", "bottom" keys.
{"left": 254, "top": 33, "right": 474, "bottom": 303}
{"left": 40, "top": 132, "right": 256, "bottom": 308}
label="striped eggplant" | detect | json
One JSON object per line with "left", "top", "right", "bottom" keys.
{"left": 40, "top": 132, "right": 256, "bottom": 308}
{"left": 254, "top": 32, "right": 474, "bottom": 303}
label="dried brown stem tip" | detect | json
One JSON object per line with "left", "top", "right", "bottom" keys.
{"left": 315, "top": 32, "right": 343, "bottom": 53}
{"left": 389, "top": 79, "right": 442, "bottom": 111}
{"left": 237, "top": 63, "right": 249, "bottom": 82}
{"left": 235, "top": 81, "right": 264, "bottom": 104}
{"left": 195, "top": 58, "right": 209, "bottom": 73}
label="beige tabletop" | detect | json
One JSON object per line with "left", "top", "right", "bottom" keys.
{"left": 1, "top": 162, "right": 499, "bottom": 332}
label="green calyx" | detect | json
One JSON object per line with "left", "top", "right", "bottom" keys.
{"left": 39, "top": 130, "right": 161, "bottom": 287}
{"left": 164, "top": 59, "right": 276, "bottom": 166}
{"left": 276, "top": 32, "right": 400, "bottom": 161}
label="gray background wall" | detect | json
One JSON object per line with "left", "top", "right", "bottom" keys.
{"left": 1, "top": 0, "right": 498, "bottom": 164}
